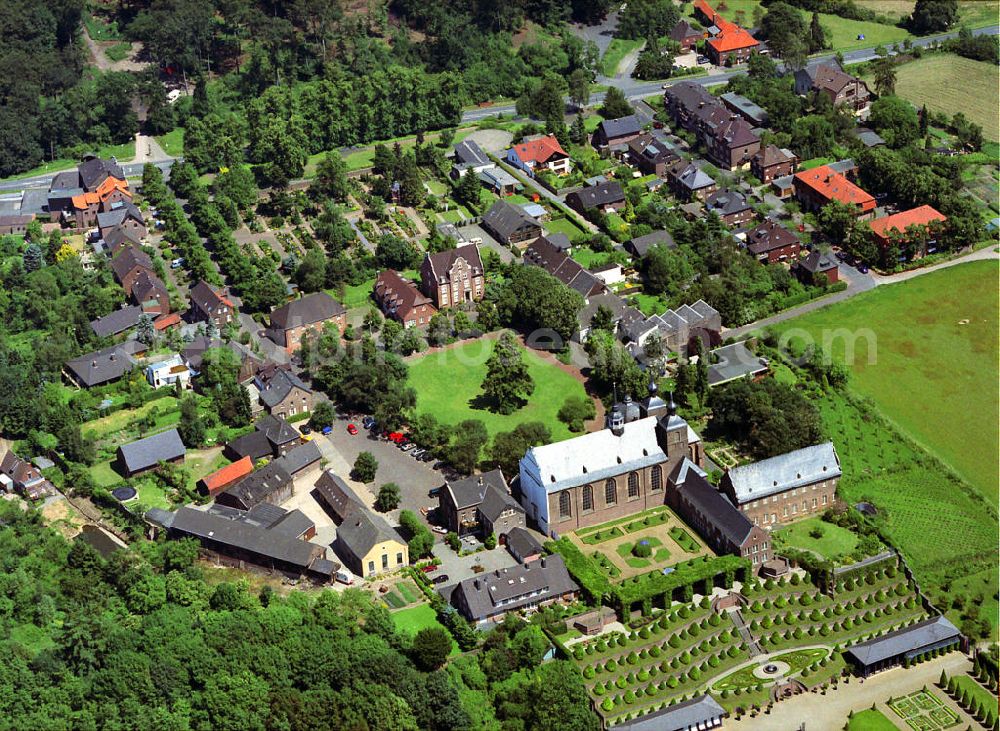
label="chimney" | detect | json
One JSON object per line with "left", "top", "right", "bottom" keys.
{"left": 91, "top": 360, "right": 97, "bottom": 367}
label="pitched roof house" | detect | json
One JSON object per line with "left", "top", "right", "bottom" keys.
{"left": 845, "top": 616, "right": 961, "bottom": 677}
{"left": 610, "top": 694, "right": 726, "bottom": 731}
{"left": 482, "top": 200, "right": 543, "bottom": 245}
{"left": 625, "top": 230, "right": 676, "bottom": 259}
{"left": 266, "top": 292, "right": 347, "bottom": 353}
{"left": 706, "top": 116, "right": 761, "bottom": 170}
{"left": 523, "top": 236, "right": 606, "bottom": 297}
{"left": 506, "top": 135, "right": 571, "bottom": 176}
{"left": 751, "top": 145, "right": 798, "bottom": 183}
{"left": 793, "top": 165, "right": 876, "bottom": 217}
{"left": 795, "top": 63, "right": 872, "bottom": 112}
{"left": 65, "top": 342, "right": 140, "bottom": 388}
{"left": 794, "top": 249, "right": 839, "bottom": 284}
{"left": 198, "top": 455, "right": 254, "bottom": 496}
{"left": 745, "top": 219, "right": 801, "bottom": 263}
{"left": 90, "top": 305, "right": 144, "bottom": 338}
{"left": 110, "top": 244, "right": 153, "bottom": 290}
{"left": 129, "top": 269, "right": 170, "bottom": 316}
{"left": 334, "top": 507, "right": 409, "bottom": 578}
{"left": 314, "top": 470, "right": 367, "bottom": 524}
{"left": 215, "top": 459, "right": 294, "bottom": 511}
{"left": 255, "top": 368, "right": 316, "bottom": 420}
{"left": 446, "top": 555, "right": 579, "bottom": 624}
{"left": 621, "top": 300, "right": 721, "bottom": 359}
{"left": 452, "top": 140, "right": 494, "bottom": 178}
{"left": 566, "top": 180, "right": 626, "bottom": 214}
{"left": 670, "top": 20, "right": 704, "bottom": 51}
{"left": 0, "top": 450, "right": 56, "bottom": 500}
{"left": 721, "top": 92, "right": 769, "bottom": 127}
{"left": 116, "top": 429, "right": 186, "bottom": 477}
{"left": 189, "top": 280, "right": 236, "bottom": 328}
{"left": 705, "top": 189, "right": 753, "bottom": 228}
{"left": 374, "top": 269, "right": 438, "bottom": 327}
{"left": 626, "top": 133, "right": 680, "bottom": 177}
{"left": 667, "top": 160, "right": 718, "bottom": 201}
{"left": 706, "top": 341, "right": 769, "bottom": 387}
{"left": 592, "top": 115, "right": 643, "bottom": 153}
{"left": 438, "top": 469, "right": 525, "bottom": 538}
{"left": 867, "top": 205, "right": 947, "bottom": 248}
{"left": 421, "top": 244, "right": 485, "bottom": 309}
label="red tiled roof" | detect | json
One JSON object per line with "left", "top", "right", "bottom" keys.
{"left": 694, "top": 0, "right": 715, "bottom": 20}
{"left": 794, "top": 165, "right": 875, "bottom": 211}
{"left": 708, "top": 27, "right": 759, "bottom": 52}
{"left": 200, "top": 456, "right": 253, "bottom": 494}
{"left": 511, "top": 135, "right": 567, "bottom": 165}
{"left": 868, "top": 205, "right": 946, "bottom": 239}
{"left": 153, "top": 312, "right": 182, "bottom": 330}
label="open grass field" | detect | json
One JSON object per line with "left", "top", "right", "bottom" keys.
{"left": 770, "top": 261, "right": 998, "bottom": 501}
{"left": 867, "top": 54, "right": 1000, "bottom": 142}
{"left": 543, "top": 216, "right": 587, "bottom": 242}
{"left": 156, "top": 128, "right": 185, "bottom": 157}
{"left": 854, "top": 0, "right": 999, "bottom": 28}
{"left": 847, "top": 708, "right": 900, "bottom": 731}
{"left": 83, "top": 397, "right": 182, "bottom": 446}
{"left": 773, "top": 515, "right": 859, "bottom": 561}
{"left": 950, "top": 675, "right": 998, "bottom": 716}
{"left": 391, "top": 603, "right": 460, "bottom": 655}
{"left": 407, "top": 337, "right": 590, "bottom": 443}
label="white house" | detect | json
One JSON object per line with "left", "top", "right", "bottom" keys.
{"left": 146, "top": 354, "right": 193, "bottom": 389}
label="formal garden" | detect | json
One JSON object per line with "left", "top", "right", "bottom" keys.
{"left": 887, "top": 690, "right": 961, "bottom": 731}
{"left": 571, "top": 507, "right": 710, "bottom": 579}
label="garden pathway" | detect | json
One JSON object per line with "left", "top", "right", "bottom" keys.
{"left": 728, "top": 652, "right": 974, "bottom": 731}
{"left": 727, "top": 607, "right": 765, "bottom": 658}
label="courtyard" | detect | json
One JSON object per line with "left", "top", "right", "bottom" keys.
{"left": 569, "top": 506, "right": 713, "bottom": 581}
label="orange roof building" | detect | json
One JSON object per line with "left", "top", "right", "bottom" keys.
{"left": 868, "top": 205, "right": 946, "bottom": 245}
{"left": 694, "top": 0, "right": 759, "bottom": 64}
{"left": 506, "top": 135, "right": 572, "bottom": 175}
{"left": 793, "top": 165, "right": 876, "bottom": 217}
{"left": 198, "top": 456, "right": 254, "bottom": 496}
{"left": 71, "top": 178, "right": 131, "bottom": 210}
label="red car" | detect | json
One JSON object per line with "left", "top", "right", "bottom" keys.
{"left": 347, "top": 423, "right": 358, "bottom": 435}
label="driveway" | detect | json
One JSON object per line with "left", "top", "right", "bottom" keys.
{"left": 433, "top": 542, "right": 521, "bottom": 589}
{"left": 321, "top": 418, "right": 446, "bottom": 528}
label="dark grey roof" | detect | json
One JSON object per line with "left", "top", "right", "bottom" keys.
{"left": 828, "top": 158, "right": 857, "bottom": 175}
{"left": 50, "top": 170, "right": 80, "bottom": 191}
{"left": 66, "top": 343, "right": 138, "bottom": 387}
{"left": 424, "top": 244, "right": 484, "bottom": 285}
{"left": 226, "top": 431, "right": 273, "bottom": 461}
{"left": 721, "top": 92, "right": 769, "bottom": 125}
{"left": 479, "top": 484, "right": 522, "bottom": 523}
{"left": 336, "top": 508, "right": 402, "bottom": 560}
{"left": 670, "top": 459, "right": 755, "bottom": 546}
{"left": 505, "top": 527, "right": 543, "bottom": 560}
{"left": 597, "top": 115, "right": 641, "bottom": 141}
{"left": 707, "top": 342, "right": 769, "bottom": 386}
{"left": 579, "top": 293, "right": 631, "bottom": 333}
{"left": 846, "top": 616, "right": 960, "bottom": 666}
{"left": 611, "top": 694, "right": 726, "bottom": 731}
{"left": 670, "top": 19, "right": 703, "bottom": 41}
{"left": 449, "top": 555, "right": 578, "bottom": 621}
{"left": 706, "top": 189, "right": 751, "bottom": 217}
{"left": 189, "top": 280, "right": 231, "bottom": 314}
{"left": 797, "top": 249, "right": 838, "bottom": 274}
{"left": 269, "top": 292, "right": 345, "bottom": 330}
{"left": 103, "top": 225, "right": 143, "bottom": 251}
{"left": 275, "top": 440, "right": 321, "bottom": 475}
{"left": 454, "top": 140, "right": 491, "bottom": 167}
{"left": 447, "top": 469, "right": 509, "bottom": 510}
{"left": 627, "top": 230, "right": 676, "bottom": 257}
{"left": 258, "top": 369, "right": 312, "bottom": 409}
{"left": 523, "top": 237, "right": 604, "bottom": 297}
{"left": 670, "top": 160, "right": 715, "bottom": 191}
{"left": 746, "top": 219, "right": 799, "bottom": 255}
{"left": 208, "top": 501, "right": 289, "bottom": 528}
{"left": 110, "top": 244, "right": 152, "bottom": 282}
{"left": 90, "top": 305, "right": 144, "bottom": 338}
{"left": 269, "top": 508, "right": 316, "bottom": 538}
{"left": 483, "top": 201, "right": 541, "bottom": 241}
{"left": 854, "top": 128, "right": 886, "bottom": 147}
{"left": 221, "top": 460, "right": 292, "bottom": 509}
{"left": 79, "top": 156, "right": 125, "bottom": 191}
{"left": 118, "top": 429, "right": 186, "bottom": 473}
{"left": 567, "top": 181, "right": 625, "bottom": 211}
{"left": 96, "top": 202, "right": 142, "bottom": 230}
{"left": 256, "top": 413, "right": 299, "bottom": 446}
{"left": 538, "top": 232, "right": 572, "bottom": 251}
{"left": 726, "top": 442, "right": 841, "bottom": 503}
{"left": 314, "top": 470, "right": 366, "bottom": 522}
{"left": 168, "top": 506, "right": 326, "bottom": 569}
{"left": 129, "top": 270, "right": 168, "bottom": 305}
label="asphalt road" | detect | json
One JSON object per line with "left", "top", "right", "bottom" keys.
{"left": 1, "top": 25, "right": 996, "bottom": 192}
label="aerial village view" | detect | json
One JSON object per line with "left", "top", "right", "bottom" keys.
{"left": 0, "top": 0, "right": 997, "bottom": 729}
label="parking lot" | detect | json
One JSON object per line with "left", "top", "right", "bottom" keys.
{"left": 321, "top": 416, "right": 448, "bottom": 530}
{"left": 432, "top": 541, "right": 521, "bottom": 590}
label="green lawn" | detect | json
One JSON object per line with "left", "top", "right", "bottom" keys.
{"left": 544, "top": 217, "right": 587, "bottom": 242}
{"left": 407, "top": 338, "right": 591, "bottom": 443}
{"left": 391, "top": 603, "right": 460, "bottom": 656}
{"left": 156, "top": 128, "right": 185, "bottom": 157}
{"left": 83, "top": 397, "right": 182, "bottom": 445}
{"left": 89, "top": 461, "right": 122, "bottom": 488}
{"left": 951, "top": 675, "right": 998, "bottom": 716}
{"left": 601, "top": 39, "right": 644, "bottom": 77}
{"left": 769, "top": 261, "right": 999, "bottom": 500}
{"left": 865, "top": 54, "right": 1000, "bottom": 142}
{"left": 0, "top": 141, "right": 136, "bottom": 184}
{"left": 9, "top": 623, "right": 57, "bottom": 654}
{"left": 847, "top": 709, "right": 899, "bottom": 731}
{"left": 773, "top": 516, "right": 860, "bottom": 561}
{"left": 853, "top": 1, "right": 999, "bottom": 29}
{"left": 333, "top": 279, "right": 376, "bottom": 310}
{"left": 571, "top": 247, "right": 613, "bottom": 269}
{"left": 630, "top": 291, "right": 668, "bottom": 317}
{"left": 105, "top": 43, "right": 131, "bottom": 62}
{"left": 799, "top": 157, "right": 834, "bottom": 170}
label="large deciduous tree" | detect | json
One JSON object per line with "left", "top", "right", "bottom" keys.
{"left": 480, "top": 332, "right": 535, "bottom": 414}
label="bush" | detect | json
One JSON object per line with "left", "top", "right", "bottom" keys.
{"left": 633, "top": 540, "right": 653, "bottom": 558}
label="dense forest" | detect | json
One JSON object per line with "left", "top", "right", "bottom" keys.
{"left": 0, "top": 502, "right": 598, "bottom": 730}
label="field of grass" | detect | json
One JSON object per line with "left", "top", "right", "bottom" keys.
{"left": 105, "top": 43, "right": 131, "bottom": 62}
{"left": 571, "top": 247, "right": 613, "bottom": 269}
{"left": 847, "top": 708, "right": 899, "bottom": 731}
{"left": 950, "top": 674, "right": 998, "bottom": 716}
{"left": 407, "top": 338, "right": 590, "bottom": 443}
{"left": 156, "top": 128, "right": 185, "bottom": 157}
{"left": 853, "top": 1, "right": 999, "bottom": 28}
{"left": 83, "top": 397, "right": 182, "bottom": 444}
{"left": 869, "top": 54, "right": 1000, "bottom": 142}
{"left": 544, "top": 216, "right": 587, "bottom": 242}
{"left": 391, "top": 603, "right": 460, "bottom": 655}
{"left": 769, "top": 261, "right": 999, "bottom": 500}
{"left": 629, "top": 291, "right": 668, "bottom": 317}
{"left": 601, "top": 39, "right": 644, "bottom": 76}
{"left": 0, "top": 141, "right": 136, "bottom": 184}
{"left": 773, "top": 515, "right": 860, "bottom": 561}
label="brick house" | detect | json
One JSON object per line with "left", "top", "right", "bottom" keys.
{"left": 374, "top": 270, "right": 437, "bottom": 327}
{"left": 867, "top": 205, "right": 947, "bottom": 257}
{"left": 215, "top": 460, "right": 294, "bottom": 511}
{"left": 794, "top": 249, "right": 840, "bottom": 284}
{"left": 707, "top": 117, "right": 761, "bottom": 170}
{"left": 255, "top": 368, "right": 317, "bottom": 419}
{"left": 97, "top": 202, "right": 146, "bottom": 241}
{"left": 705, "top": 189, "right": 754, "bottom": 228}
{"left": 110, "top": 244, "right": 153, "bottom": 291}
{"left": 420, "top": 244, "right": 485, "bottom": 309}
{"left": 695, "top": 0, "right": 759, "bottom": 65}
{"left": 592, "top": 115, "right": 642, "bottom": 154}
{"left": 670, "top": 20, "right": 704, "bottom": 51}
{"left": 438, "top": 469, "right": 525, "bottom": 538}
{"left": 666, "top": 159, "right": 718, "bottom": 202}
{"left": 68, "top": 177, "right": 132, "bottom": 229}
{"left": 795, "top": 64, "right": 872, "bottom": 113}
{"left": 745, "top": 219, "right": 802, "bottom": 263}
{"left": 447, "top": 556, "right": 578, "bottom": 625}
{"left": 751, "top": 145, "right": 798, "bottom": 183}
{"left": 189, "top": 280, "right": 236, "bottom": 328}
{"left": 482, "top": 200, "right": 543, "bottom": 245}
{"left": 0, "top": 214, "right": 35, "bottom": 236}
{"left": 720, "top": 442, "right": 841, "bottom": 528}
{"left": 266, "top": 292, "right": 347, "bottom": 354}
{"left": 506, "top": 135, "right": 571, "bottom": 176}
{"left": 566, "top": 180, "right": 626, "bottom": 215}
{"left": 129, "top": 270, "right": 171, "bottom": 316}
{"left": 627, "top": 133, "right": 681, "bottom": 176}
{"left": 0, "top": 450, "right": 55, "bottom": 500}
{"left": 793, "top": 165, "right": 876, "bottom": 218}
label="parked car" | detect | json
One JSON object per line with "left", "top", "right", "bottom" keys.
{"left": 347, "top": 423, "right": 358, "bottom": 435}
{"left": 335, "top": 571, "right": 355, "bottom": 585}
{"left": 300, "top": 425, "right": 312, "bottom": 435}
{"left": 401, "top": 443, "right": 415, "bottom": 452}
{"left": 428, "top": 486, "right": 442, "bottom": 498}
{"left": 697, "top": 55, "right": 709, "bottom": 64}
{"left": 432, "top": 461, "right": 447, "bottom": 471}
{"left": 362, "top": 416, "right": 376, "bottom": 429}
{"left": 321, "top": 425, "right": 332, "bottom": 435}
{"left": 431, "top": 525, "right": 447, "bottom": 535}
{"left": 170, "top": 258, "right": 185, "bottom": 269}
{"left": 419, "top": 452, "right": 435, "bottom": 462}
{"left": 857, "top": 263, "right": 869, "bottom": 273}
{"left": 431, "top": 574, "right": 450, "bottom": 585}
{"left": 420, "top": 564, "right": 439, "bottom": 573}
{"left": 411, "top": 449, "right": 425, "bottom": 458}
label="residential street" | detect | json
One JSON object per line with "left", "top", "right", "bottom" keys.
{"left": 724, "top": 247, "right": 999, "bottom": 340}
